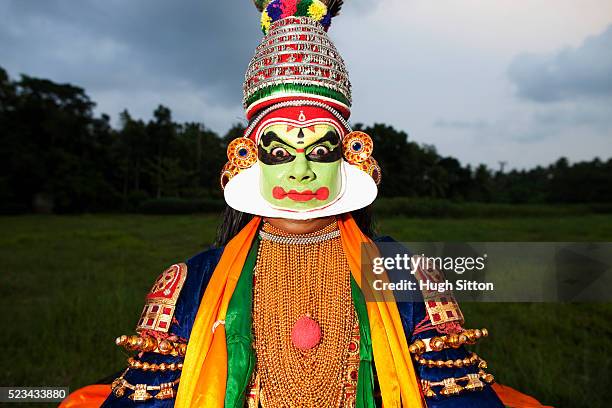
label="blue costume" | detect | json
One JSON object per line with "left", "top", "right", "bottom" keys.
{"left": 103, "top": 237, "right": 504, "bottom": 407}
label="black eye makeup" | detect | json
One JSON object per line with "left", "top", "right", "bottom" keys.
{"left": 259, "top": 131, "right": 296, "bottom": 165}
{"left": 258, "top": 129, "right": 341, "bottom": 165}
{"left": 306, "top": 131, "right": 342, "bottom": 163}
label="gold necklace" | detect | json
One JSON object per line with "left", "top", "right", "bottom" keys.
{"left": 251, "top": 221, "right": 359, "bottom": 408}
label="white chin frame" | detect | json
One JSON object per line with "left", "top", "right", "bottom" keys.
{"left": 224, "top": 161, "right": 377, "bottom": 220}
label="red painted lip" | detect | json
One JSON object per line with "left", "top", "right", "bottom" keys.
{"left": 272, "top": 186, "right": 330, "bottom": 202}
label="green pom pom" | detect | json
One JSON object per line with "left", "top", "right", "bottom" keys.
{"left": 252, "top": 0, "right": 270, "bottom": 12}
{"left": 296, "top": 0, "right": 314, "bottom": 16}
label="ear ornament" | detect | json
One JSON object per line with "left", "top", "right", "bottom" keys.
{"left": 220, "top": 137, "right": 258, "bottom": 190}
{"left": 342, "top": 131, "right": 373, "bottom": 164}
{"left": 357, "top": 157, "right": 382, "bottom": 186}
{"left": 228, "top": 137, "right": 258, "bottom": 169}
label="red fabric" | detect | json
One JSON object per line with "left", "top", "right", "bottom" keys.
{"left": 59, "top": 384, "right": 111, "bottom": 408}
{"left": 247, "top": 105, "right": 347, "bottom": 142}
{"left": 246, "top": 95, "right": 350, "bottom": 121}
{"left": 493, "top": 384, "right": 554, "bottom": 408}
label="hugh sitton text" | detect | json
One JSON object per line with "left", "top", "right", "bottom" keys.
{"left": 372, "top": 279, "right": 495, "bottom": 293}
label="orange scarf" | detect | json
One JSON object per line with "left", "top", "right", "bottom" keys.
{"left": 175, "top": 214, "right": 423, "bottom": 407}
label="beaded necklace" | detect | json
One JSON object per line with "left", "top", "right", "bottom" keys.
{"left": 251, "top": 220, "right": 359, "bottom": 407}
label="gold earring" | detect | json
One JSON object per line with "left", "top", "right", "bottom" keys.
{"left": 342, "top": 131, "right": 373, "bottom": 164}
{"left": 227, "top": 137, "right": 257, "bottom": 169}
{"left": 358, "top": 157, "right": 382, "bottom": 186}
{"left": 220, "top": 162, "right": 241, "bottom": 190}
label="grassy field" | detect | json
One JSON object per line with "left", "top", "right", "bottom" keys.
{"left": 1, "top": 213, "right": 611, "bottom": 407}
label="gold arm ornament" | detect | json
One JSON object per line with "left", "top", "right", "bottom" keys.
{"left": 408, "top": 328, "right": 489, "bottom": 356}
{"left": 127, "top": 357, "right": 183, "bottom": 372}
{"left": 421, "top": 370, "right": 495, "bottom": 399}
{"left": 115, "top": 334, "right": 187, "bottom": 357}
{"left": 414, "top": 351, "right": 487, "bottom": 369}
{"left": 111, "top": 368, "right": 181, "bottom": 402}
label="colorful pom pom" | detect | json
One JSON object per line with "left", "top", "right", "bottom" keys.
{"left": 266, "top": 0, "right": 283, "bottom": 20}
{"left": 280, "top": 0, "right": 298, "bottom": 18}
{"left": 260, "top": 0, "right": 331, "bottom": 33}
{"left": 261, "top": 9, "right": 272, "bottom": 33}
{"left": 296, "top": 0, "right": 314, "bottom": 16}
{"left": 320, "top": 9, "right": 332, "bottom": 29}
{"left": 253, "top": 0, "right": 270, "bottom": 12}
{"left": 308, "top": 0, "right": 327, "bottom": 21}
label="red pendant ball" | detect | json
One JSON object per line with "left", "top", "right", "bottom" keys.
{"left": 291, "top": 315, "right": 321, "bottom": 350}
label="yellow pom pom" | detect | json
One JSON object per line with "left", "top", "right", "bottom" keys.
{"left": 261, "top": 10, "right": 272, "bottom": 33}
{"left": 308, "top": 0, "right": 328, "bottom": 21}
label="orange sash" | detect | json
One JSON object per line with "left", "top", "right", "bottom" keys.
{"left": 175, "top": 216, "right": 261, "bottom": 406}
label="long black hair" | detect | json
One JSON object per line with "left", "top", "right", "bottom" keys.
{"left": 214, "top": 205, "right": 376, "bottom": 247}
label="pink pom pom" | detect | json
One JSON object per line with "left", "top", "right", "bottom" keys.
{"left": 291, "top": 315, "right": 321, "bottom": 350}
{"left": 280, "top": 0, "right": 298, "bottom": 18}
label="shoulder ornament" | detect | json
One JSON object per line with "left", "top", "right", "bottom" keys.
{"left": 136, "top": 263, "right": 188, "bottom": 333}
{"left": 413, "top": 256, "right": 464, "bottom": 329}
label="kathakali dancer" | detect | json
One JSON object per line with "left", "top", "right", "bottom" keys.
{"left": 61, "top": 1, "right": 551, "bottom": 407}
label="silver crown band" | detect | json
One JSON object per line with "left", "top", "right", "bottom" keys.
{"left": 247, "top": 53, "right": 347, "bottom": 77}
{"left": 247, "top": 63, "right": 348, "bottom": 82}
{"left": 254, "top": 42, "right": 341, "bottom": 58}
{"left": 257, "top": 32, "right": 338, "bottom": 50}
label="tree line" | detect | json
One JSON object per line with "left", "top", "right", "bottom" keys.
{"left": 1, "top": 66, "right": 611, "bottom": 214}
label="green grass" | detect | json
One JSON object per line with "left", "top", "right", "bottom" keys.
{"left": 1, "top": 214, "right": 611, "bottom": 407}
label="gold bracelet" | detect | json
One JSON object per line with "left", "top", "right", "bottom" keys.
{"left": 111, "top": 369, "right": 180, "bottom": 401}
{"left": 127, "top": 357, "right": 183, "bottom": 372}
{"left": 115, "top": 334, "right": 187, "bottom": 357}
{"left": 421, "top": 369, "right": 495, "bottom": 398}
{"left": 409, "top": 328, "right": 489, "bottom": 355}
{"left": 415, "top": 352, "right": 487, "bottom": 369}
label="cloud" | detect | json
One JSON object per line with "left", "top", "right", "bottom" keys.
{"left": 433, "top": 119, "right": 489, "bottom": 131}
{"left": 508, "top": 24, "right": 612, "bottom": 102}
{"left": 0, "top": 0, "right": 261, "bottom": 119}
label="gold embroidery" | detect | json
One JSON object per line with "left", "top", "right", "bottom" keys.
{"left": 343, "top": 322, "right": 361, "bottom": 408}
{"left": 246, "top": 373, "right": 261, "bottom": 408}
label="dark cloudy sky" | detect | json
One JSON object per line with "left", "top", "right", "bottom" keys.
{"left": 1, "top": 0, "right": 611, "bottom": 169}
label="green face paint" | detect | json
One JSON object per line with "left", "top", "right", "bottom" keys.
{"left": 258, "top": 123, "right": 343, "bottom": 211}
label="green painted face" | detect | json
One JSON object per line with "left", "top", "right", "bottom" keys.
{"left": 258, "top": 123, "right": 343, "bottom": 211}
